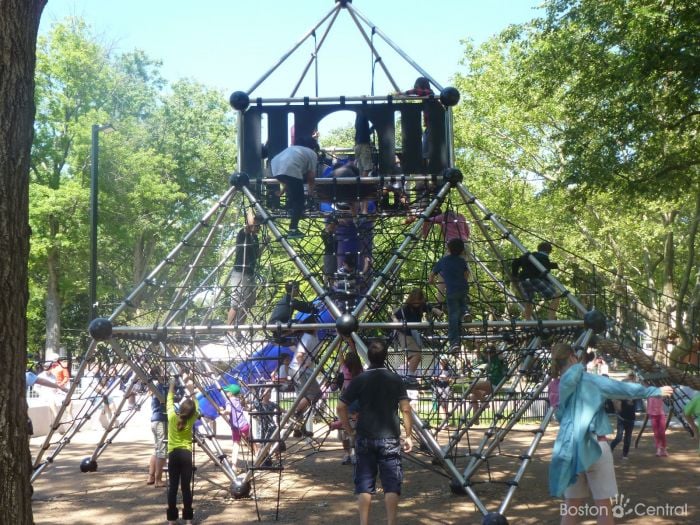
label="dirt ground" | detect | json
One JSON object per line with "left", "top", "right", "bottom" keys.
{"left": 30, "top": 411, "right": 700, "bottom": 525}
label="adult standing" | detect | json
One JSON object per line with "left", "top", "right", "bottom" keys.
{"left": 270, "top": 137, "right": 319, "bottom": 238}
{"left": 337, "top": 341, "right": 413, "bottom": 525}
{"left": 146, "top": 367, "right": 169, "bottom": 487}
{"left": 549, "top": 343, "right": 672, "bottom": 525}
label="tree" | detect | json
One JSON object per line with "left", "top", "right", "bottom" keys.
{"left": 522, "top": 0, "right": 699, "bottom": 197}
{"left": 451, "top": 1, "right": 700, "bottom": 359}
{"left": 31, "top": 18, "right": 118, "bottom": 356}
{"left": 29, "top": 20, "right": 237, "bottom": 353}
{"left": 0, "top": 1, "right": 46, "bottom": 522}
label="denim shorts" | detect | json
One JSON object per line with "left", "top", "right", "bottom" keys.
{"left": 353, "top": 437, "right": 403, "bottom": 495}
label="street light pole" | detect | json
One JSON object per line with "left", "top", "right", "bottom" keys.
{"left": 89, "top": 124, "right": 113, "bottom": 323}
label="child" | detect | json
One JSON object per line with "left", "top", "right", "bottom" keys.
{"left": 403, "top": 76, "right": 435, "bottom": 162}
{"left": 646, "top": 391, "right": 668, "bottom": 456}
{"left": 683, "top": 392, "right": 700, "bottom": 455}
{"left": 337, "top": 351, "right": 363, "bottom": 464}
{"left": 270, "top": 137, "right": 319, "bottom": 238}
{"left": 321, "top": 220, "right": 338, "bottom": 287}
{"left": 434, "top": 357, "right": 454, "bottom": 430}
{"left": 222, "top": 383, "right": 251, "bottom": 469}
{"left": 334, "top": 256, "right": 359, "bottom": 296}
{"left": 429, "top": 238, "right": 470, "bottom": 353}
{"left": 470, "top": 346, "right": 506, "bottom": 424}
{"left": 166, "top": 377, "right": 199, "bottom": 525}
{"left": 393, "top": 288, "right": 442, "bottom": 375}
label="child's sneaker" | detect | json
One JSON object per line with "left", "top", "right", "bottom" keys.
{"left": 660, "top": 448, "right": 668, "bottom": 457}
{"left": 341, "top": 455, "right": 352, "bottom": 465}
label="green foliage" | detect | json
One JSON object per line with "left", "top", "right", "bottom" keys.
{"left": 452, "top": 1, "right": 699, "bottom": 344}
{"left": 516, "top": 0, "right": 699, "bottom": 197}
{"left": 29, "top": 18, "right": 237, "bottom": 356}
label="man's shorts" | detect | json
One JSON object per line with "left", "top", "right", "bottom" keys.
{"left": 230, "top": 271, "right": 257, "bottom": 310}
{"left": 564, "top": 440, "right": 618, "bottom": 500}
{"left": 519, "top": 277, "right": 557, "bottom": 302}
{"left": 151, "top": 420, "right": 167, "bottom": 459}
{"left": 354, "top": 143, "right": 372, "bottom": 174}
{"left": 353, "top": 437, "right": 403, "bottom": 495}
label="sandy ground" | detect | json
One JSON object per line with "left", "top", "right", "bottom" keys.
{"left": 30, "top": 409, "right": 700, "bottom": 525}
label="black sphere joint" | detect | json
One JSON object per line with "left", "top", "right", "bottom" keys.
{"left": 583, "top": 309, "right": 607, "bottom": 334}
{"left": 336, "top": 0, "right": 352, "bottom": 6}
{"left": 443, "top": 168, "right": 463, "bottom": 185}
{"left": 231, "top": 479, "right": 251, "bottom": 499}
{"left": 80, "top": 458, "right": 98, "bottom": 473}
{"left": 229, "top": 91, "right": 250, "bottom": 111}
{"left": 229, "top": 172, "right": 250, "bottom": 189}
{"left": 336, "top": 313, "right": 358, "bottom": 336}
{"left": 483, "top": 512, "right": 509, "bottom": 525}
{"left": 88, "top": 318, "right": 113, "bottom": 341}
{"left": 449, "top": 479, "right": 467, "bottom": 495}
{"left": 440, "top": 86, "right": 460, "bottom": 107}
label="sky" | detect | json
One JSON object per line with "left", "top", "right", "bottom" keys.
{"left": 39, "top": 0, "right": 542, "bottom": 131}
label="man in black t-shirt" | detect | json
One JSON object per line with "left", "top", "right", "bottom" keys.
{"left": 337, "top": 341, "right": 413, "bottom": 525}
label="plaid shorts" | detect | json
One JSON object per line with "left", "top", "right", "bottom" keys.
{"left": 354, "top": 437, "right": 403, "bottom": 495}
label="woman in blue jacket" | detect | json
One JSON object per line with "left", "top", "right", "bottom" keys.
{"left": 548, "top": 343, "right": 673, "bottom": 524}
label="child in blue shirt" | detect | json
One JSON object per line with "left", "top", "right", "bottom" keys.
{"left": 429, "top": 238, "right": 470, "bottom": 352}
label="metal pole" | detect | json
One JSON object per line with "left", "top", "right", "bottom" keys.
{"left": 89, "top": 124, "right": 99, "bottom": 322}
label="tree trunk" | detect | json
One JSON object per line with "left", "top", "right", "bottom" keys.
{"left": 0, "top": 1, "right": 46, "bottom": 523}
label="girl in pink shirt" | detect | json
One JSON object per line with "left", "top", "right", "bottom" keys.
{"left": 646, "top": 395, "right": 668, "bottom": 456}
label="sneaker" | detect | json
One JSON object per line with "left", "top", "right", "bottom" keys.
{"left": 621, "top": 456, "right": 629, "bottom": 460}
{"left": 341, "top": 455, "right": 352, "bottom": 465}
{"left": 660, "top": 448, "right": 668, "bottom": 457}
{"left": 655, "top": 448, "right": 661, "bottom": 457}
{"left": 287, "top": 229, "right": 304, "bottom": 239}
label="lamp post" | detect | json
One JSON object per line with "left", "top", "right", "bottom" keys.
{"left": 89, "top": 123, "right": 113, "bottom": 323}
